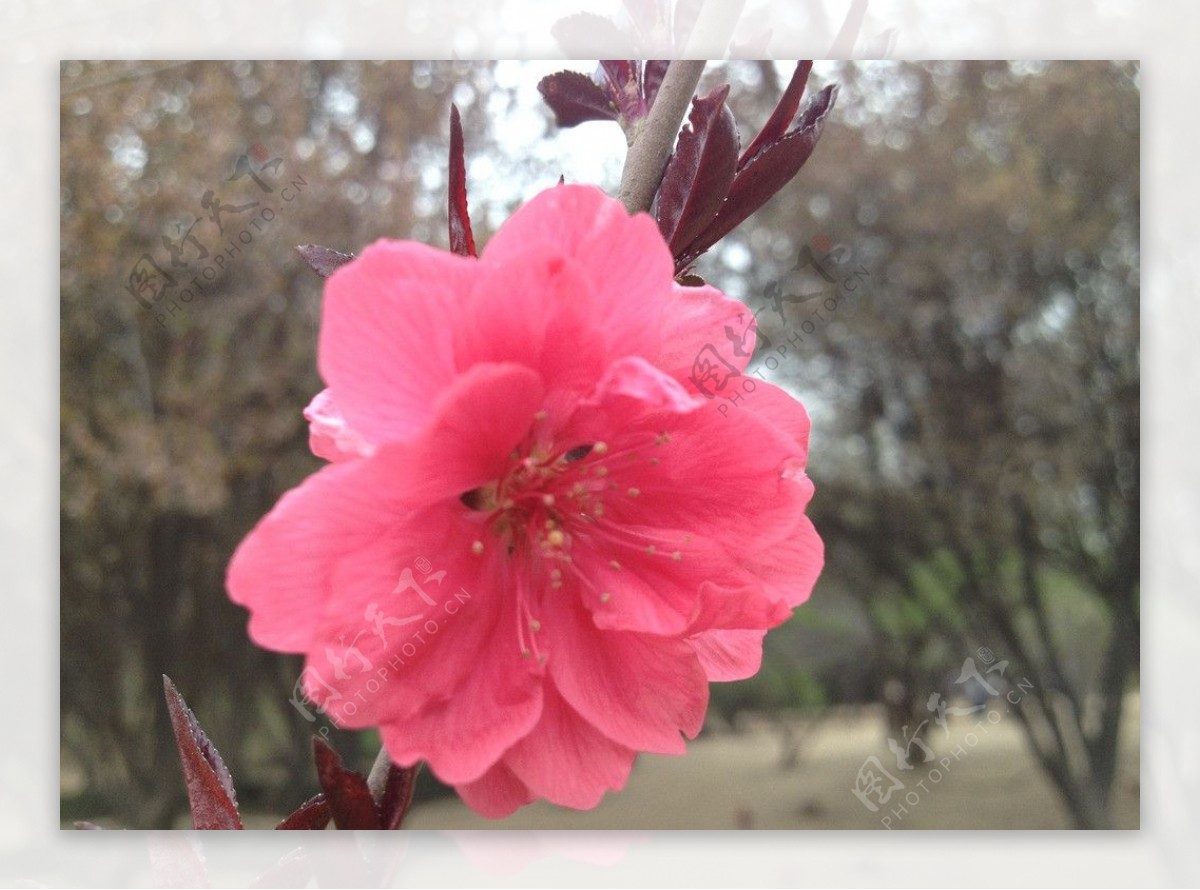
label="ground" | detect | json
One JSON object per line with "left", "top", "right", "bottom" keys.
{"left": 403, "top": 696, "right": 1140, "bottom": 830}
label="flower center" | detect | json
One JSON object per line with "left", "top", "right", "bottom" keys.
{"left": 457, "top": 416, "right": 685, "bottom": 666}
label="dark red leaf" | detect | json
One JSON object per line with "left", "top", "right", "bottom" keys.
{"left": 296, "top": 244, "right": 354, "bottom": 278}
{"left": 538, "top": 70, "right": 619, "bottom": 128}
{"left": 550, "top": 13, "right": 635, "bottom": 58}
{"left": 163, "top": 675, "right": 243, "bottom": 830}
{"left": 447, "top": 104, "right": 476, "bottom": 258}
{"left": 738, "top": 61, "right": 813, "bottom": 170}
{"left": 643, "top": 61, "right": 669, "bottom": 107}
{"left": 828, "top": 0, "right": 869, "bottom": 58}
{"left": 312, "top": 737, "right": 382, "bottom": 830}
{"left": 368, "top": 755, "right": 421, "bottom": 830}
{"left": 275, "top": 794, "right": 332, "bottom": 830}
{"left": 656, "top": 84, "right": 739, "bottom": 257}
{"left": 680, "top": 84, "right": 836, "bottom": 270}
{"left": 598, "top": 61, "right": 644, "bottom": 122}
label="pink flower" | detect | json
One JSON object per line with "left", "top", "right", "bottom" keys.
{"left": 227, "top": 184, "right": 822, "bottom": 816}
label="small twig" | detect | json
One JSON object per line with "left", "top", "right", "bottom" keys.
{"left": 617, "top": 60, "right": 707, "bottom": 214}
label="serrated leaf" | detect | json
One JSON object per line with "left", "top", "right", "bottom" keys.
{"left": 681, "top": 84, "right": 836, "bottom": 267}
{"left": 275, "top": 793, "right": 332, "bottom": 830}
{"left": 312, "top": 737, "right": 381, "bottom": 830}
{"left": 537, "top": 70, "right": 619, "bottom": 128}
{"left": 738, "top": 61, "right": 813, "bottom": 170}
{"left": 296, "top": 244, "right": 355, "bottom": 278}
{"left": 163, "top": 675, "right": 243, "bottom": 830}
{"left": 448, "top": 104, "right": 476, "bottom": 258}
{"left": 656, "top": 84, "right": 739, "bottom": 258}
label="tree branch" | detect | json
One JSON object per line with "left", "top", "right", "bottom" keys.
{"left": 618, "top": 60, "right": 707, "bottom": 214}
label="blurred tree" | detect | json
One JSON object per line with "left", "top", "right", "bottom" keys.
{"left": 60, "top": 61, "right": 495, "bottom": 826}
{"left": 712, "top": 61, "right": 1139, "bottom": 828}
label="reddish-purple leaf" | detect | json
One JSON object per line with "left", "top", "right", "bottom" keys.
{"left": 313, "top": 737, "right": 382, "bottom": 830}
{"left": 538, "top": 70, "right": 619, "bottom": 128}
{"left": 163, "top": 675, "right": 243, "bottom": 830}
{"left": 275, "top": 794, "right": 333, "bottom": 830}
{"left": 448, "top": 104, "right": 476, "bottom": 258}
{"left": 296, "top": 244, "right": 355, "bottom": 278}
{"left": 643, "top": 60, "right": 669, "bottom": 107}
{"left": 599, "top": 61, "right": 644, "bottom": 122}
{"left": 368, "top": 755, "right": 421, "bottom": 830}
{"left": 738, "top": 61, "right": 813, "bottom": 170}
{"left": 656, "top": 84, "right": 739, "bottom": 257}
{"left": 681, "top": 84, "right": 837, "bottom": 269}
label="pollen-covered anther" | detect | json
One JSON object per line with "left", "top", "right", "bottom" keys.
{"left": 627, "top": 487, "right": 640, "bottom": 497}
{"left": 542, "top": 493, "right": 555, "bottom": 506}
{"left": 593, "top": 441, "right": 609, "bottom": 455}
{"left": 546, "top": 529, "right": 565, "bottom": 548}
{"left": 599, "top": 591, "right": 612, "bottom": 603}
{"left": 529, "top": 618, "right": 541, "bottom": 631}
{"left": 671, "top": 550, "right": 682, "bottom": 561}
{"left": 471, "top": 540, "right": 484, "bottom": 555}
{"left": 609, "top": 559, "right": 621, "bottom": 571}
{"left": 534, "top": 409, "right": 548, "bottom": 421}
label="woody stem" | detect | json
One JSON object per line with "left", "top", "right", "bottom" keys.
{"left": 617, "top": 60, "right": 707, "bottom": 215}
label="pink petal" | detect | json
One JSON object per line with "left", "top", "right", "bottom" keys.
{"left": 503, "top": 684, "right": 637, "bottom": 810}
{"left": 657, "top": 283, "right": 758, "bottom": 395}
{"left": 738, "top": 379, "right": 812, "bottom": 464}
{"left": 225, "top": 457, "right": 407, "bottom": 652}
{"left": 454, "top": 245, "right": 607, "bottom": 415}
{"left": 688, "top": 581, "right": 793, "bottom": 633}
{"left": 456, "top": 761, "right": 535, "bottom": 819}
{"left": 375, "top": 362, "right": 546, "bottom": 507}
{"left": 543, "top": 594, "right": 708, "bottom": 755}
{"left": 377, "top": 600, "right": 544, "bottom": 783}
{"left": 689, "top": 629, "right": 768, "bottom": 681}
{"left": 745, "top": 510, "right": 824, "bottom": 609}
{"left": 481, "top": 184, "right": 672, "bottom": 362}
{"left": 303, "top": 389, "right": 376, "bottom": 462}
{"left": 319, "top": 240, "right": 476, "bottom": 445}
